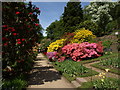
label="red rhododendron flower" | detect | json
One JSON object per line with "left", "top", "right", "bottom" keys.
{"left": 13, "top": 33, "right": 17, "bottom": 36}
{"left": 35, "top": 23, "right": 39, "bottom": 26}
{"left": 29, "top": 12, "right": 33, "bottom": 14}
{"left": 4, "top": 42, "right": 8, "bottom": 46}
{"left": 3, "top": 29, "right": 8, "bottom": 31}
{"left": 16, "top": 12, "right": 20, "bottom": 14}
{"left": 11, "top": 29, "right": 15, "bottom": 32}
{"left": 2, "top": 37, "right": 9, "bottom": 41}
{"left": 2, "top": 25, "right": 8, "bottom": 27}
{"left": 17, "top": 39, "right": 20, "bottom": 41}
{"left": 28, "top": 25, "right": 31, "bottom": 28}
{"left": 17, "top": 41, "right": 22, "bottom": 44}
{"left": 22, "top": 39, "right": 25, "bottom": 41}
{"left": 8, "top": 27, "right": 16, "bottom": 32}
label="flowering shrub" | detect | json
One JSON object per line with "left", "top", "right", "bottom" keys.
{"left": 47, "top": 39, "right": 66, "bottom": 52}
{"left": 71, "top": 28, "right": 96, "bottom": 43}
{"left": 62, "top": 42, "right": 103, "bottom": 61}
{"left": 46, "top": 52, "right": 66, "bottom": 62}
{"left": 2, "top": 2, "right": 42, "bottom": 78}
{"left": 46, "top": 52, "right": 57, "bottom": 60}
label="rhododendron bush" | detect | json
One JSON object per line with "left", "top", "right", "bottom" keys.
{"left": 2, "top": 2, "right": 42, "bottom": 78}
{"left": 47, "top": 39, "right": 66, "bottom": 52}
{"left": 71, "top": 28, "right": 96, "bottom": 43}
{"left": 47, "top": 42, "right": 103, "bottom": 62}
{"left": 62, "top": 42, "right": 103, "bottom": 61}
{"left": 47, "top": 52, "right": 66, "bottom": 62}
{"left": 46, "top": 28, "right": 103, "bottom": 62}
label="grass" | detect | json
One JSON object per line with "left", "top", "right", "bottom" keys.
{"left": 52, "top": 60, "right": 99, "bottom": 82}
{"left": 79, "top": 53, "right": 118, "bottom": 64}
{"left": 91, "top": 57, "right": 120, "bottom": 75}
{"left": 79, "top": 77, "right": 120, "bottom": 89}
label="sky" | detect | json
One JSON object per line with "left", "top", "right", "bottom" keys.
{"left": 31, "top": 2, "right": 90, "bottom": 36}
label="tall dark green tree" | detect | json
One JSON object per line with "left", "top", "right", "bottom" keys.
{"left": 62, "top": 1, "right": 83, "bottom": 32}
{"left": 46, "top": 19, "right": 65, "bottom": 40}
{"left": 109, "top": 1, "right": 120, "bottom": 29}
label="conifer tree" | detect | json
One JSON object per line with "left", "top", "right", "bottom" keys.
{"left": 62, "top": 1, "right": 83, "bottom": 32}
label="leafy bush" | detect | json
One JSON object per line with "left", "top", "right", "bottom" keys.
{"left": 47, "top": 39, "right": 66, "bottom": 52}
{"left": 106, "top": 20, "right": 118, "bottom": 34}
{"left": 77, "top": 20, "right": 98, "bottom": 35}
{"left": 71, "top": 28, "right": 96, "bottom": 43}
{"left": 39, "top": 38, "right": 51, "bottom": 52}
{"left": 2, "top": 78, "right": 27, "bottom": 90}
{"left": 102, "top": 40, "right": 112, "bottom": 52}
{"left": 62, "top": 42, "right": 103, "bottom": 61}
{"left": 2, "top": 2, "right": 42, "bottom": 85}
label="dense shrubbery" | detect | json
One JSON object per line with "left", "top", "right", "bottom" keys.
{"left": 71, "top": 28, "right": 96, "bottom": 43}
{"left": 62, "top": 42, "right": 103, "bottom": 61}
{"left": 47, "top": 39, "right": 66, "bottom": 52}
{"left": 46, "top": 29, "right": 103, "bottom": 62}
{"left": 2, "top": 2, "right": 42, "bottom": 89}
{"left": 77, "top": 20, "right": 98, "bottom": 35}
{"left": 39, "top": 38, "right": 51, "bottom": 52}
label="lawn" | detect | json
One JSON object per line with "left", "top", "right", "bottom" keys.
{"left": 52, "top": 60, "right": 99, "bottom": 82}
{"left": 91, "top": 57, "right": 120, "bottom": 75}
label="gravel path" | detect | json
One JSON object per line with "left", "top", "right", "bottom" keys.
{"left": 27, "top": 53, "right": 75, "bottom": 89}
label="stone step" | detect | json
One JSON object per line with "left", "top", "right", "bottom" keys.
{"left": 71, "top": 80, "right": 81, "bottom": 88}
{"left": 76, "top": 78, "right": 87, "bottom": 84}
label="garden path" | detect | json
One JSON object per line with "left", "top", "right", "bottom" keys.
{"left": 27, "top": 53, "right": 75, "bottom": 89}
{"left": 83, "top": 61, "right": 120, "bottom": 81}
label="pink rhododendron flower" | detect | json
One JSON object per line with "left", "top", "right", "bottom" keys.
{"left": 62, "top": 42, "right": 103, "bottom": 61}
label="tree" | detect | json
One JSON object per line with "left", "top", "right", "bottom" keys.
{"left": 84, "top": 2, "right": 116, "bottom": 36}
{"left": 2, "top": 2, "right": 42, "bottom": 78}
{"left": 46, "top": 19, "right": 65, "bottom": 40}
{"left": 109, "top": 1, "right": 120, "bottom": 29}
{"left": 62, "top": 1, "right": 83, "bottom": 33}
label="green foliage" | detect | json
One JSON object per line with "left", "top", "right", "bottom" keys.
{"left": 62, "top": 2, "right": 83, "bottom": 32}
{"left": 2, "top": 78, "right": 27, "bottom": 90}
{"left": 53, "top": 60, "right": 98, "bottom": 81}
{"left": 39, "top": 38, "right": 52, "bottom": 52}
{"left": 102, "top": 40, "right": 112, "bottom": 52}
{"left": 46, "top": 19, "right": 65, "bottom": 40}
{"left": 97, "top": 12, "right": 111, "bottom": 36}
{"left": 93, "top": 78, "right": 120, "bottom": 89}
{"left": 2, "top": 2, "right": 42, "bottom": 81}
{"left": 99, "top": 57, "right": 120, "bottom": 68}
{"left": 76, "top": 20, "right": 98, "bottom": 36}
{"left": 106, "top": 20, "right": 118, "bottom": 33}
{"left": 109, "top": 1, "right": 120, "bottom": 29}
{"left": 79, "top": 78, "right": 120, "bottom": 89}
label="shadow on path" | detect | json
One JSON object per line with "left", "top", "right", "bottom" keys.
{"left": 28, "top": 66, "right": 61, "bottom": 85}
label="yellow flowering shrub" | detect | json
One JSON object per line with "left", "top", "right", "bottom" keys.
{"left": 71, "top": 28, "right": 96, "bottom": 43}
{"left": 47, "top": 39, "right": 66, "bottom": 52}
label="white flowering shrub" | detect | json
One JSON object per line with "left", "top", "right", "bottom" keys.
{"left": 84, "top": 1, "right": 118, "bottom": 36}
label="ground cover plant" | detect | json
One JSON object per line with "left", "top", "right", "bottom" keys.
{"left": 79, "top": 77, "right": 120, "bottom": 89}
{"left": 80, "top": 53, "right": 118, "bottom": 64}
{"left": 52, "top": 60, "right": 99, "bottom": 81}
{"left": 91, "top": 57, "right": 120, "bottom": 75}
